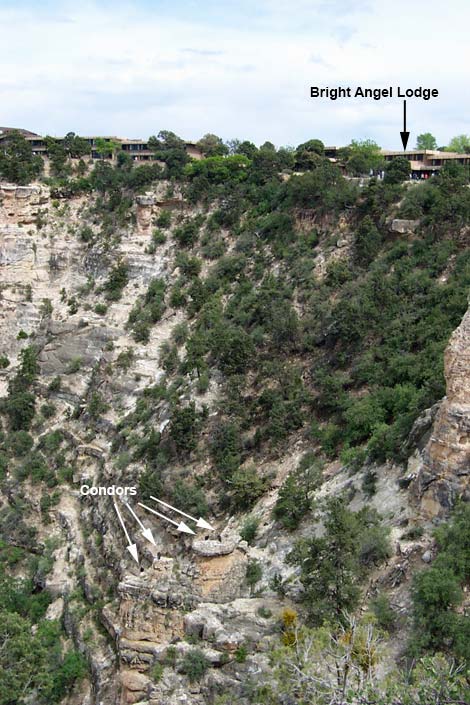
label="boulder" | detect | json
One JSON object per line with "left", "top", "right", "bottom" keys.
{"left": 390, "top": 219, "right": 419, "bottom": 234}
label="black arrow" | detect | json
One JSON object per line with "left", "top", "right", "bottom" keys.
{"left": 400, "top": 100, "right": 410, "bottom": 150}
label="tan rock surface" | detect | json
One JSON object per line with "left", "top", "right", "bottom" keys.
{"left": 412, "top": 306, "right": 470, "bottom": 516}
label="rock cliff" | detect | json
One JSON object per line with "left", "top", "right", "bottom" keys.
{"left": 1, "top": 179, "right": 468, "bottom": 705}
{"left": 412, "top": 306, "right": 470, "bottom": 517}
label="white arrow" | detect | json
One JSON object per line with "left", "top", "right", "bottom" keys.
{"left": 149, "top": 496, "right": 214, "bottom": 531}
{"left": 123, "top": 502, "right": 157, "bottom": 546}
{"left": 138, "top": 502, "right": 195, "bottom": 535}
{"left": 113, "top": 501, "right": 139, "bottom": 564}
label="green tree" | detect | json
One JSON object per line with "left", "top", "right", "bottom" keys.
{"left": 340, "top": 139, "right": 383, "bottom": 176}
{"left": 169, "top": 402, "right": 200, "bottom": 456}
{"left": 246, "top": 559, "right": 263, "bottom": 594}
{"left": 44, "top": 137, "right": 70, "bottom": 176}
{"left": 210, "top": 422, "right": 242, "bottom": 476}
{"left": 103, "top": 262, "right": 129, "bottom": 301}
{"left": 62, "top": 132, "right": 90, "bottom": 158}
{"left": 210, "top": 325, "right": 255, "bottom": 375}
{"left": 94, "top": 137, "right": 120, "bottom": 159}
{"left": 0, "top": 580, "right": 86, "bottom": 705}
{"left": 354, "top": 216, "right": 382, "bottom": 265}
{"left": 228, "top": 465, "right": 268, "bottom": 510}
{"left": 288, "top": 498, "right": 390, "bottom": 624}
{"left": 0, "top": 131, "right": 43, "bottom": 184}
{"left": 185, "top": 154, "right": 251, "bottom": 183}
{"left": 411, "top": 568, "right": 462, "bottom": 652}
{"left": 384, "top": 156, "right": 410, "bottom": 184}
{"left": 273, "top": 455, "right": 323, "bottom": 530}
{"left": 196, "top": 133, "right": 228, "bottom": 157}
{"left": 232, "top": 139, "right": 258, "bottom": 159}
{"left": 3, "top": 347, "right": 39, "bottom": 431}
{"left": 416, "top": 133, "right": 438, "bottom": 150}
{"left": 148, "top": 130, "right": 190, "bottom": 177}
{"left": 5, "top": 392, "right": 36, "bottom": 431}
{"left": 410, "top": 504, "right": 470, "bottom": 660}
{"left": 295, "top": 139, "right": 325, "bottom": 170}
{"left": 179, "top": 648, "right": 210, "bottom": 682}
{"left": 446, "top": 134, "right": 470, "bottom": 153}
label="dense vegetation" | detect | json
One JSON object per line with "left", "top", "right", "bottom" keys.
{"left": 1, "top": 128, "right": 470, "bottom": 702}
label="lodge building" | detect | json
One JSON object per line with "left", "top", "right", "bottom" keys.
{"left": 1, "top": 128, "right": 469, "bottom": 177}
{"left": 324, "top": 145, "right": 470, "bottom": 178}
{"left": 0, "top": 127, "right": 203, "bottom": 162}
{"left": 381, "top": 149, "right": 470, "bottom": 177}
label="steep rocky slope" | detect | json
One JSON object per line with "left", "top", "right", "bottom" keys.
{"left": 0, "top": 179, "right": 468, "bottom": 705}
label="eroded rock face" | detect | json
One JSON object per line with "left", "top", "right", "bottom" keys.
{"left": 3, "top": 176, "right": 469, "bottom": 705}
{"left": 390, "top": 219, "right": 419, "bottom": 234}
{"left": 0, "top": 183, "right": 50, "bottom": 226}
{"left": 412, "top": 307, "right": 470, "bottom": 516}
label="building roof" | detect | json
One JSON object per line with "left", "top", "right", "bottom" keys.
{"left": 381, "top": 149, "right": 469, "bottom": 159}
{"left": 0, "top": 127, "right": 41, "bottom": 138}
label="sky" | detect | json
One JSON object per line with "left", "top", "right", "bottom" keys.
{"left": 0, "top": 0, "right": 469, "bottom": 149}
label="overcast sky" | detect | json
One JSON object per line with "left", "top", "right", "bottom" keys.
{"left": 0, "top": 0, "right": 468, "bottom": 148}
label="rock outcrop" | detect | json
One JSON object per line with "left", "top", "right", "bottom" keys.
{"left": 412, "top": 306, "right": 470, "bottom": 516}
{"left": 2, "top": 174, "right": 469, "bottom": 705}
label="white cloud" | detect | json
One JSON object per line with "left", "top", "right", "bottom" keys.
{"left": 0, "top": 0, "right": 468, "bottom": 147}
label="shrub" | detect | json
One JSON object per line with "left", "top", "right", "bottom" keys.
{"left": 384, "top": 156, "right": 410, "bottom": 184}
{"left": 138, "top": 467, "right": 163, "bottom": 499}
{"left": 79, "top": 225, "right": 94, "bottom": 242}
{"left": 20, "top": 452, "right": 55, "bottom": 484}
{"left": 38, "top": 429, "right": 64, "bottom": 454}
{"left": 87, "top": 392, "right": 109, "bottom": 420}
{"left": 211, "top": 325, "right": 255, "bottom": 375}
{"left": 171, "top": 479, "right": 208, "bottom": 518}
{"left": 149, "top": 662, "right": 164, "bottom": 682}
{"left": 176, "top": 252, "right": 202, "bottom": 277}
{"left": 273, "top": 456, "right": 322, "bottom": 530}
{"left": 234, "top": 644, "right": 248, "bottom": 662}
{"left": 0, "top": 355, "right": 10, "bottom": 369}
{"left": 151, "top": 227, "right": 166, "bottom": 245}
{"left": 411, "top": 567, "right": 462, "bottom": 652}
{"left": 116, "top": 348, "right": 135, "bottom": 370}
{"left": 229, "top": 465, "right": 268, "bottom": 510}
{"left": 355, "top": 216, "right": 382, "bottom": 265}
{"left": 127, "top": 278, "right": 166, "bottom": 342}
{"left": 371, "top": 593, "right": 396, "bottom": 632}
{"left": 246, "top": 560, "right": 263, "bottom": 594}
{"left": 103, "top": 262, "right": 128, "bottom": 301}
{"left": 362, "top": 469, "right": 377, "bottom": 497}
{"left": 66, "top": 357, "right": 82, "bottom": 374}
{"left": 210, "top": 423, "right": 242, "bottom": 476}
{"left": 8, "top": 431, "right": 34, "bottom": 457}
{"left": 5, "top": 391, "right": 36, "bottom": 431}
{"left": 164, "top": 645, "right": 177, "bottom": 667}
{"left": 179, "top": 648, "right": 210, "bottom": 682}
{"left": 94, "top": 303, "right": 107, "bottom": 315}
{"left": 169, "top": 402, "right": 200, "bottom": 456}
{"left": 160, "top": 342, "right": 179, "bottom": 373}
{"left": 359, "top": 524, "right": 392, "bottom": 566}
{"left": 0, "top": 452, "right": 8, "bottom": 479}
{"left": 48, "top": 376, "right": 61, "bottom": 393}
{"left": 257, "top": 606, "right": 272, "bottom": 619}
{"left": 40, "top": 402, "right": 56, "bottom": 419}
{"left": 196, "top": 371, "right": 209, "bottom": 394}
{"left": 240, "top": 516, "right": 260, "bottom": 544}
{"left": 174, "top": 217, "right": 203, "bottom": 248}
{"left": 155, "top": 209, "right": 172, "bottom": 228}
